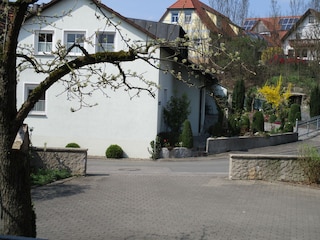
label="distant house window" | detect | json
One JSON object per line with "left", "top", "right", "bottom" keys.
{"left": 96, "top": 32, "right": 115, "bottom": 52}
{"left": 302, "top": 49, "right": 308, "bottom": 58}
{"left": 25, "top": 84, "right": 46, "bottom": 114}
{"left": 185, "top": 11, "right": 192, "bottom": 23}
{"left": 295, "top": 32, "right": 301, "bottom": 39}
{"left": 216, "top": 16, "right": 222, "bottom": 29}
{"left": 65, "top": 31, "right": 86, "bottom": 54}
{"left": 171, "top": 12, "right": 179, "bottom": 23}
{"left": 309, "top": 15, "right": 315, "bottom": 24}
{"left": 288, "top": 49, "right": 294, "bottom": 58}
{"left": 36, "top": 31, "right": 53, "bottom": 54}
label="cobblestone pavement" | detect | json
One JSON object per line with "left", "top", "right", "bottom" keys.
{"left": 33, "top": 172, "right": 320, "bottom": 240}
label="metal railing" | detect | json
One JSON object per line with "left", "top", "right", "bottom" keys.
{"left": 296, "top": 115, "right": 320, "bottom": 139}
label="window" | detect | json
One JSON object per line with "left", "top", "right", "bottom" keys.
{"left": 309, "top": 15, "right": 315, "bottom": 24}
{"left": 96, "top": 32, "right": 115, "bottom": 52}
{"left": 36, "top": 31, "right": 53, "bottom": 54}
{"left": 302, "top": 49, "right": 308, "bottom": 58}
{"left": 171, "top": 12, "right": 179, "bottom": 23}
{"left": 25, "top": 84, "right": 46, "bottom": 114}
{"left": 65, "top": 31, "right": 85, "bottom": 54}
{"left": 185, "top": 11, "right": 192, "bottom": 23}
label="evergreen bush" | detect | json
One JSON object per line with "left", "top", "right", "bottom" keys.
{"left": 288, "top": 103, "right": 301, "bottom": 123}
{"left": 228, "top": 114, "right": 241, "bottom": 136}
{"left": 65, "top": 142, "right": 81, "bottom": 148}
{"left": 180, "top": 120, "right": 193, "bottom": 148}
{"left": 310, "top": 85, "right": 320, "bottom": 117}
{"left": 232, "top": 79, "right": 245, "bottom": 113}
{"left": 105, "top": 144, "right": 123, "bottom": 159}
{"left": 252, "top": 111, "right": 264, "bottom": 133}
{"left": 149, "top": 136, "right": 162, "bottom": 160}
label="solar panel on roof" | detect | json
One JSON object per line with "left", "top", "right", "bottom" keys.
{"left": 243, "top": 20, "right": 256, "bottom": 31}
{"left": 279, "top": 17, "right": 299, "bottom": 31}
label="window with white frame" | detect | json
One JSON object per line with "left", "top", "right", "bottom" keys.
{"left": 65, "top": 31, "right": 86, "bottom": 54}
{"left": 96, "top": 32, "right": 115, "bottom": 52}
{"left": 36, "top": 31, "right": 53, "bottom": 54}
{"left": 185, "top": 11, "right": 192, "bottom": 23}
{"left": 25, "top": 84, "right": 46, "bottom": 114}
{"left": 171, "top": 12, "right": 179, "bottom": 23}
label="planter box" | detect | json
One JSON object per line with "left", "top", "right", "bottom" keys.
{"left": 160, "top": 147, "right": 192, "bottom": 158}
{"left": 206, "top": 132, "right": 298, "bottom": 155}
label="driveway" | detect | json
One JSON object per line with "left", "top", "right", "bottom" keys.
{"left": 33, "top": 154, "right": 320, "bottom": 239}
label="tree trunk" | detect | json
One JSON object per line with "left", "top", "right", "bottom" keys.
{"left": 0, "top": 145, "right": 35, "bottom": 237}
{"left": 0, "top": 36, "right": 35, "bottom": 236}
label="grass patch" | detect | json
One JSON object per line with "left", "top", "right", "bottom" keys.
{"left": 31, "top": 169, "right": 72, "bottom": 186}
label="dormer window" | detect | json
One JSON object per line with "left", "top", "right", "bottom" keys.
{"left": 171, "top": 12, "right": 179, "bottom": 23}
{"left": 309, "top": 15, "right": 315, "bottom": 24}
{"left": 185, "top": 11, "right": 192, "bottom": 23}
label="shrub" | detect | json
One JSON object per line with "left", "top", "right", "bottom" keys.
{"left": 288, "top": 103, "right": 301, "bottom": 123}
{"left": 298, "top": 145, "right": 320, "bottom": 184}
{"left": 240, "top": 114, "right": 250, "bottom": 134}
{"left": 269, "top": 114, "right": 277, "bottom": 123}
{"left": 105, "top": 144, "right": 123, "bottom": 159}
{"left": 310, "top": 85, "right": 320, "bottom": 117}
{"left": 163, "top": 93, "right": 191, "bottom": 134}
{"left": 209, "top": 122, "right": 223, "bottom": 137}
{"left": 180, "top": 120, "right": 193, "bottom": 148}
{"left": 228, "top": 114, "right": 241, "bottom": 136}
{"left": 65, "top": 142, "right": 81, "bottom": 148}
{"left": 283, "top": 122, "right": 294, "bottom": 132}
{"left": 148, "top": 136, "right": 162, "bottom": 160}
{"left": 252, "top": 111, "right": 264, "bottom": 133}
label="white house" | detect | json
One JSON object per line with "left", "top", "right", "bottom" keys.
{"left": 282, "top": 9, "right": 320, "bottom": 60}
{"left": 17, "top": 0, "right": 220, "bottom": 158}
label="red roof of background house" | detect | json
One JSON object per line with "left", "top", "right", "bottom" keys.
{"left": 161, "top": 0, "right": 239, "bottom": 38}
{"left": 244, "top": 15, "right": 301, "bottom": 46}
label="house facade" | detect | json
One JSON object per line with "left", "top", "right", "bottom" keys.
{"left": 282, "top": 9, "right": 320, "bottom": 61}
{"left": 17, "top": 0, "right": 218, "bottom": 158}
{"left": 160, "top": 0, "right": 240, "bottom": 63}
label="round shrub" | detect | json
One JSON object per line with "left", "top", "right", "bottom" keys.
{"left": 65, "top": 142, "right": 81, "bottom": 148}
{"left": 105, "top": 144, "right": 123, "bottom": 159}
{"left": 180, "top": 120, "right": 193, "bottom": 148}
{"left": 252, "top": 111, "right": 264, "bottom": 133}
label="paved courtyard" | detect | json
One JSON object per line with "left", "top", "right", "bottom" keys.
{"left": 33, "top": 170, "right": 320, "bottom": 240}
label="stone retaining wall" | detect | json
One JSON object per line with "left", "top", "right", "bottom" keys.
{"left": 31, "top": 147, "right": 88, "bottom": 175}
{"left": 207, "top": 132, "right": 298, "bottom": 154}
{"left": 229, "top": 154, "right": 312, "bottom": 182}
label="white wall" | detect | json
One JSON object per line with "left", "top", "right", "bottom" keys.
{"left": 17, "top": 0, "right": 164, "bottom": 158}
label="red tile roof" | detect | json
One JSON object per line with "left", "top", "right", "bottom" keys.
{"left": 161, "top": 0, "right": 239, "bottom": 38}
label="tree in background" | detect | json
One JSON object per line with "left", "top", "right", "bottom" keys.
{"left": 209, "top": 0, "right": 249, "bottom": 25}
{"left": 290, "top": 0, "right": 305, "bottom": 15}
{"left": 232, "top": 79, "right": 245, "bottom": 113}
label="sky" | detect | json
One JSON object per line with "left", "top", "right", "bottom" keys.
{"left": 104, "top": 0, "right": 293, "bottom": 21}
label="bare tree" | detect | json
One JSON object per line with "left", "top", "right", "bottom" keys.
{"left": 209, "top": 0, "right": 249, "bottom": 25}
{"left": 290, "top": 0, "right": 305, "bottom": 15}
{"left": 308, "top": 0, "right": 320, "bottom": 10}
{"left": 270, "top": 0, "right": 281, "bottom": 17}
